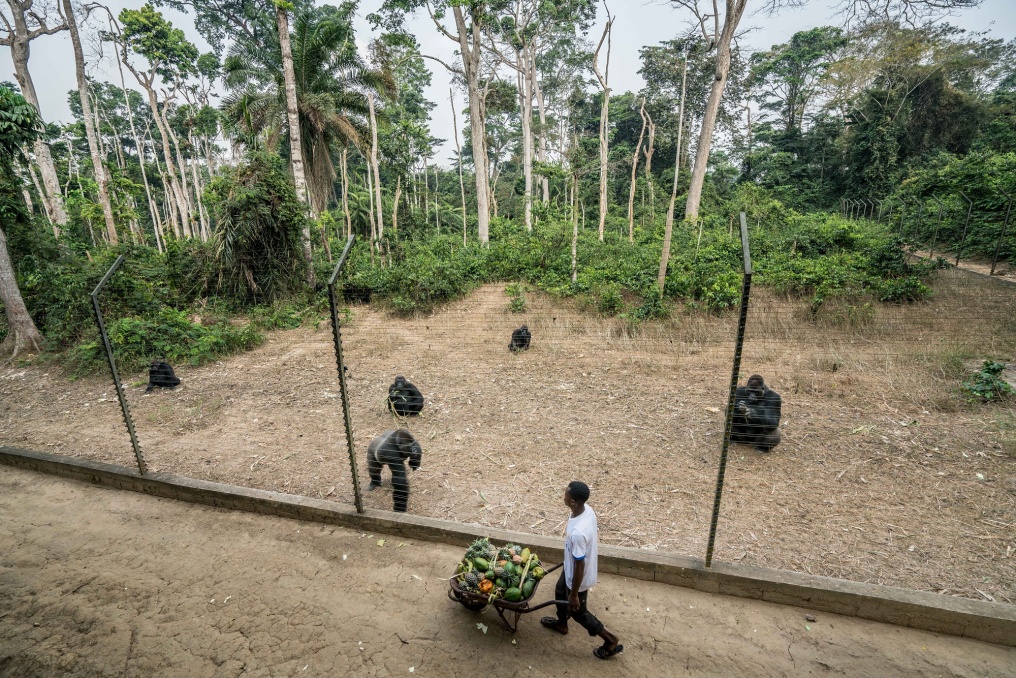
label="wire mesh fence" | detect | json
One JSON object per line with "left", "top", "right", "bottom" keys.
{"left": 2, "top": 220, "right": 1014, "bottom": 606}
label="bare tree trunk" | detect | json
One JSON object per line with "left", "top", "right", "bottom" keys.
{"left": 628, "top": 97, "right": 647, "bottom": 243}
{"left": 571, "top": 170, "right": 579, "bottom": 282}
{"left": 643, "top": 107, "right": 655, "bottom": 221}
{"left": 276, "top": 4, "right": 315, "bottom": 286}
{"left": 423, "top": 155, "right": 429, "bottom": 228}
{"left": 5, "top": 0, "right": 68, "bottom": 227}
{"left": 26, "top": 163, "right": 55, "bottom": 237}
{"left": 187, "top": 131, "right": 209, "bottom": 240}
{"left": 0, "top": 225, "right": 44, "bottom": 360}
{"left": 450, "top": 88, "right": 468, "bottom": 246}
{"left": 65, "top": 0, "right": 119, "bottom": 247}
{"left": 433, "top": 165, "right": 441, "bottom": 234}
{"left": 112, "top": 42, "right": 162, "bottom": 249}
{"left": 368, "top": 92, "right": 384, "bottom": 245}
{"left": 659, "top": 45, "right": 689, "bottom": 293}
{"left": 517, "top": 54, "right": 534, "bottom": 232}
{"left": 164, "top": 105, "right": 196, "bottom": 236}
{"left": 365, "top": 164, "right": 376, "bottom": 243}
{"left": 453, "top": 6, "right": 491, "bottom": 245}
{"left": 592, "top": 7, "right": 614, "bottom": 242}
{"left": 340, "top": 147, "right": 351, "bottom": 238}
{"left": 533, "top": 60, "right": 550, "bottom": 203}
{"left": 684, "top": 0, "right": 747, "bottom": 221}
{"left": 392, "top": 175, "right": 401, "bottom": 233}
{"left": 144, "top": 88, "right": 190, "bottom": 236}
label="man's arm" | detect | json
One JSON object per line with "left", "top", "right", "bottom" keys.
{"left": 569, "top": 558, "right": 585, "bottom": 611}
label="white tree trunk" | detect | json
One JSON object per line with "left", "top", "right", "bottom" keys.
{"left": 684, "top": 0, "right": 747, "bottom": 221}
{"left": 450, "top": 88, "right": 468, "bottom": 246}
{"left": 532, "top": 61, "right": 550, "bottom": 203}
{"left": 0, "top": 225, "right": 44, "bottom": 360}
{"left": 628, "top": 98, "right": 647, "bottom": 243}
{"left": 454, "top": 6, "right": 491, "bottom": 245}
{"left": 368, "top": 92, "right": 384, "bottom": 244}
{"left": 659, "top": 47, "right": 689, "bottom": 292}
{"left": 592, "top": 12, "right": 613, "bottom": 242}
{"left": 144, "top": 87, "right": 190, "bottom": 236}
{"left": 341, "top": 147, "right": 351, "bottom": 238}
{"left": 276, "top": 4, "right": 315, "bottom": 286}
{"left": 518, "top": 58, "right": 534, "bottom": 232}
{"left": 67, "top": 11, "right": 119, "bottom": 247}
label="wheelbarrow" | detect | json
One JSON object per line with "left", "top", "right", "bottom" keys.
{"left": 447, "top": 562, "right": 566, "bottom": 633}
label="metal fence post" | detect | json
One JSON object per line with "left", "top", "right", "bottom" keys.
{"left": 327, "top": 235, "right": 364, "bottom": 513}
{"left": 90, "top": 255, "right": 147, "bottom": 475}
{"left": 931, "top": 196, "right": 946, "bottom": 259}
{"left": 956, "top": 191, "right": 974, "bottom": 266}
{"left": 876, "top": 199, "right": 884, "bottom": 224}
{"left": 705, "top": 212, "right": 752, "bottom": 568}
{"left": 897, "top": 198, "right": 908, "bottom": 237}
{"left": 991, "top": 190, "right": 1013, "bottom": 276}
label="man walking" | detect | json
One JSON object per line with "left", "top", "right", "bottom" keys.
{"left": 541, "top": 481, "right": 623, "bottom": 659}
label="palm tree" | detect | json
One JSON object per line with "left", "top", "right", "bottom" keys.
{"left": 222, "top": 4, "right": 392, "bottom": 215}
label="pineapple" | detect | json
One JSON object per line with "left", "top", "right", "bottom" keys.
{"left": 464, "top": 572, "right": 480, "bottom": 589}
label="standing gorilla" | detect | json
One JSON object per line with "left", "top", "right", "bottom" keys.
{"left": 145, "top": 360, "right": 181, "bottom": 393}
{"left": 387, "top": 375, "right": 424, "bottom": 416}
{"left": 367, "top": 428, "right": 422, "bottom": 512}
{"left": 731, "top": 374, "right": 782, "bottom": 452}
{"left": 509, "top": 325, "right": 532, "bottom": 352}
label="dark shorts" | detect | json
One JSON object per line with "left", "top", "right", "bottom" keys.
{"left": 554, "top": 571, "right": 605, "bottom": 637}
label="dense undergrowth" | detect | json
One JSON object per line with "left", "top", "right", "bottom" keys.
{"left": 4, "top": 189, "right": 937, "bottom": 374}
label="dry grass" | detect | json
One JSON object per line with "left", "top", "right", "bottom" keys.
{"left": 1, "top": 267, "right": 1014, "bottom": 604}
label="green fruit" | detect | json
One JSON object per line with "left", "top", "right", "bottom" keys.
{"left": 486, "top": 570, "right": 495, "bottom": 580}
{"left": 504, "top": 587, "right": 523, "bottom": 602}
{"left": 521, "top": 548, "right": 531, "bottom": 562}
{"left": 531, "top": 566, "right": 546, "bottom": 580}
{"left": 496, "top": 578, "right": 508, "bottom": 589}
{"left": 522, "top": 580, "right": 535, "bottom": 599}
{"left": 473, "top": 557, "right": 490, "bottom": 571}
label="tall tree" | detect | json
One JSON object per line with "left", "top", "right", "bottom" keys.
{"left": 116, "top": 4, "right": 198, "bottom": 236}
{"left": 0, "top": 85, "right": 44, "bottom": 359}
{"left": 62, "top": 0, "right": 118, "bottom": 244}
{"left": 0, "top": 0, "right": 69, "bottom": 227}
{"left": 370, "top": 0, "right": 500, "bottom": 245}
{"left": 591, "top": 4, "right": 613, "bottom": 241}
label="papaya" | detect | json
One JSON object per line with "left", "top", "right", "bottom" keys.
{"left": 473, "top": 557, "right": 490, "bottom": 571}
{"left": 486, "top": 569, "right": 495, "bottom": 580}
{"left": 531, "top": 566, "right": 546, "bottom": 580}
{"left": 522, "top": 580, "right": 535, "bottom": 599}
{"left": 521, "top": 548, "right": 531, "bottom": 562}
{"left": 504, "top": 587, "right": 523, "bottom": 602}
{"left": 496, "top": 578, "right": 508, "bottom": 589}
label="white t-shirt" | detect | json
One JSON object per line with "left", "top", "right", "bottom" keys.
{"left": 564, "top": 505, "right": 598, "bottom": 592}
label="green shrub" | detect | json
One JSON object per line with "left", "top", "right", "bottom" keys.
{"left": 962, "top": 360, "right": 1014, "bottom": 402}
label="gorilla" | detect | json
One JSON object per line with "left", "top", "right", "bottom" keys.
{"left": 731, "top": 374, "right": 782, "bottom": 452}
{"left": 145, "top": 360, "right": 181, "bottom": 393}
{"left": 388, "top": 375, "right": 423, "bottom": 416}
{"left": 509, "top": 325, "right": 532, "bottom": 352}
{"left": 367, "top": 428, "right": 423, "bottom": 512}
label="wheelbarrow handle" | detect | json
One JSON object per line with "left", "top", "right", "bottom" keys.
{"left": 525, "top": 598, "right": 571, "bottom": 613}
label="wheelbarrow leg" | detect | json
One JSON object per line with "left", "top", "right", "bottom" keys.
{"left": 495, "top": 607, "right": 522, "bottom": 633}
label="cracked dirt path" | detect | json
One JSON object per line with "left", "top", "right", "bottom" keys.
{"left": 1, "top": 467, "right": 1012, "bottom": 678}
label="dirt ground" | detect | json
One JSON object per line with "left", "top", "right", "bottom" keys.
{"left": 2, "top": 466, "right": 1013, "bottom": 678}
{"left": 1, "top": 268, "right": 1015, "bottom": 606}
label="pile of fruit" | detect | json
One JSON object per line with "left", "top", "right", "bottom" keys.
{"left": 454, "top": 537, "right": 547, "bottom": 603}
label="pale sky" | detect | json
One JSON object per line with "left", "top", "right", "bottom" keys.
{"left": 3, "top": 0, "right": 1014, "bottom": 165}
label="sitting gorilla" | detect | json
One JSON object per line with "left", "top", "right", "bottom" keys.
{"left": 367, "top": 428, "right": 422, "bottom": 512}
{"left": 387, "top": 375, "right": 423, "bottom": 416}
{"left": 145, "top": 360, "right": 181, "bottom": 393}
{"left": 731, "top": 374, "right": 782, "bottom": 452}
{"left": 509, "top": 325, "right": 531, "bottom": 352}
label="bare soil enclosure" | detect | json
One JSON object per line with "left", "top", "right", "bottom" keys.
{"left": 2, "top": 268, "right": 1014, "bottom": 605}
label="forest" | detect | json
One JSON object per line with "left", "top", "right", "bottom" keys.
{"left": 0, "top": 0, "right": 1013, "bottom": 368}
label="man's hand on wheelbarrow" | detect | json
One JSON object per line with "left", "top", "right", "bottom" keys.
{"left": 569, "top": 590, "right": 581, "bottom": 612}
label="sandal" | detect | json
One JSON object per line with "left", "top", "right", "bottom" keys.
{"left": 540, "top": 617, "right": 568, "bottom": 635}
{"left": 593, "top": 643, "right": 624, "bottom": 660}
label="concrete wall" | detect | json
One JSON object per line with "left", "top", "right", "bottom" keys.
{"left": 2, "top": 445, "right": 1014, "bottom": 647}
